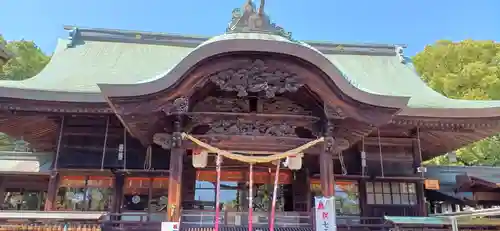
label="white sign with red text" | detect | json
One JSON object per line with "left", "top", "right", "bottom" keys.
{"left": 315, "top": 196, "right": 336, "bottom": 231}
{"left": 161, "top": 222, "right": 179, "bottom": 231}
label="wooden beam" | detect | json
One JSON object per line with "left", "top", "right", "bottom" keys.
{"left": 63, "top": 126, "right": 123, "bottom": 137}
{"left": 363, "top": 137, "right": 415, "bottom": 146}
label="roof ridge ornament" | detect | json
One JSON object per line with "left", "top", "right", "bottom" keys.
{"left": 395, "top": 45, "right": 406, "bottom": 64}
{"left": 226, "top": 0, "right": 293, "bottom": 40}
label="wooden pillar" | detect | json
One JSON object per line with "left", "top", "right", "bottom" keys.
{"left": 167, "top": 119, "right": 185, "bottom": 222}
{"left": 182, "top": 160, "right": 196, "bottom": 208}
{"left": 412, "top": 140, "right": 426, "bottom": 216}
{"left": 358, "top": 167, "right": 369, "bottom": 218}
{"left": 0, "top": 176, "right": 6, "bottom": 204}
{"left": 44, "top": 171, "right": 59, "bottom": 211}
{"left": 292, "top": 168, "right": 310, "bottom": 211}
{"left": 111, "top": 173, "right": 125, "bottom": 214}
{"left": 320, "top": 137, "right": 335, "bottom": 197}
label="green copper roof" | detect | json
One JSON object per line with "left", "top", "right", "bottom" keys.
{"left": 1, "top": 30, "right": 500, "bottom": 109}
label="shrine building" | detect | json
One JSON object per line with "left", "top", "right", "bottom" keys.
{"left": 1, "top": 0, "right": 500, "bottom": 230}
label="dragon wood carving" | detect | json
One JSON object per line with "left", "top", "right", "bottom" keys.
{"left": 209, "top": 59, "right": 303, "bottom": 98}
{"left": 207, "top": 119, "right": 297, "bottom": 137}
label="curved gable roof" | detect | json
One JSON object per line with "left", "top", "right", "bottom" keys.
{"left": 0, "top": 27, "right": 499, "bottom": 117}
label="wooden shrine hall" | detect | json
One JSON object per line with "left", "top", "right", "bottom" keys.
{"left": 2, "top": 0, "right": 500, "bottom": 230}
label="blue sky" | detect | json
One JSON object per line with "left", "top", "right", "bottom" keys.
{"left": 1, "top": 0, "right": 499, "bottom": 56}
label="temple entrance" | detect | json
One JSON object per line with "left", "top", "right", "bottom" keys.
{"left": 190, "top": 167, "right": 292, "bottom": 212}
{"left": 120, "top": 177, "right": 169, "bottom": 221}
{"left": 180, "top": 159, "right": 310, "bottom": 227}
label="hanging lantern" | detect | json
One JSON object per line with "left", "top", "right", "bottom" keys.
{"left": 285, "top": 153, "right": 303, "bottom": 170}
{"left": 192, "top": 149, "right": 208, "bottom": 168}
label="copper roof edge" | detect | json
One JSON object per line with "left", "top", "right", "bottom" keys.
{"left": 97, "top": 38, "right": 410, "bottom": 112}
{"left": 63, "top": 25, "right": 402, "bottom": 56}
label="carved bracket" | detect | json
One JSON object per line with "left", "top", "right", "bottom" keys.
{"left": 324, "top": 136, "right": 350, "bottom": 153}
{"left": 325, "top": 105, "right": 346, "bottom": 119}
{"left": 208, "top": 59, "right": 304, "bottom": 98}
{"left": 153, "top": 132, "right": 183, "bottom": 149}
{"left": 153, "top": 133, "right": 172, "bottom": 149}
{"left": 163, "top": 97, "right": 189, "bottom": 114}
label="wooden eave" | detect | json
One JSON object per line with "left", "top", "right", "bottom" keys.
{"left": 424, "top": 189, "right": 469, "bottom": 205}
{"left": 377, "top": 115, "right": 500, "bottom": 160}
{"left": 0, "top": 113, "right": 59, "bottom": 151}
{"left": 0, "top": 97, "right": 113, "bottom": 114}
{"left": 0, "top": 98, "right": 114, "bottom": 152}
{"left": 456, "top": 174, "right": 500, "bottom": 192}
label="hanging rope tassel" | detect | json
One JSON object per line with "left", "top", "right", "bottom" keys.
{"left": 361, "top": 137, "right": 367, "bottom": 177}
{"left": 416, "top": 127, "right": 424, "bottom": 173}
{"left": 144, "top": 145, "right": 152, "bottom": 170}
{"left": 338, "top": 151, "right": 348, "bottom": 175}
{"left": 100, "top": 116, "right": 110, "bottom": 171}
{"left": 269, "top": 160, "right": 281, "bottom": 231}
{"left": 182, "top": 133, "right": 324, "bottom": 163}
{"left": 214, "top": 154, "right": 222, "bottom": 231}
{"left": 248, "top": 163, "right": 254, "bottom": 231}
{"left": 53, "top": 116, "right": 65, "bottom": 171}
{"left": 123, "top": 128, "right": 128, "bottom": 170}
{"left": 377, "top": 128, "right": 385, "bottom": 178}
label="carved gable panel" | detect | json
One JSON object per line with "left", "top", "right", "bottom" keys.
{"left": 208, "top": 59, "right": 303, "bottom": 98}
{"left": 261, "top": 97, "right": 312, "bottom": 116}
{"left": 207, "top": 119, "right": 297, "bottom": 137}
{"left": 192, "top": 96, "right": 250, "bottom": 113}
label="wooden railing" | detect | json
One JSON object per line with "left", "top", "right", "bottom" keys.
{"left": 180, "top": 210, "right": 390, "bottom": 230}
{"left": 4, "top": 210, "right": 499, "bottom": 231}
{"left": 0, "top": 223, "right": 102, "bottom": 231}
{"left": 0, "top": 211, "right": 104, "bottom": 231}
{"left": 101, "top": 213, "right": 163, "bottom": 231}
{"left": 181, "top": 210, "right": 312, "bottom": 228}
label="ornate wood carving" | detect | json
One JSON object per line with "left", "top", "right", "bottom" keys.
{"left": 190, "top": 113, "right": 319, "bottom": 137}
{"left": 324, "top": 136, "right": 350, "bottom": 153}
{"left": 192, "top": 96, "right": 250, "bottom": 113}
{"left": 165, "top": 97, "right": 189, "bottom": 114}
{"left": 208, "top": 59, "right": 303, "bottom": 98}
{"left": 261, "top": 97, "right": 311, "bottom": 115}
{"left": 208, "top": 119, "right": 296, "bottom": 137}
{"left": 153, "top": 133, "right": 172, "bottom": 149}
{"left": 324, "top": 137, "right": 335, "bottom": 153}
{"left": 325, "top": 105, "right": 346, "bottom": 119}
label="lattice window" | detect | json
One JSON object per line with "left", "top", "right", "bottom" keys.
{"left": 366, "top": 182, "right": 417, "bottom": 205}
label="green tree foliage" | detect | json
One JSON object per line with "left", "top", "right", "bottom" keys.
{"left": 0, "top": 34, "right": 50, "bottom": 151}
{"left": 0, "top": 35, "right": 50, "bottom": 81}
{"left": 413, "top": 40, "right": 500, "bottom": 165}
